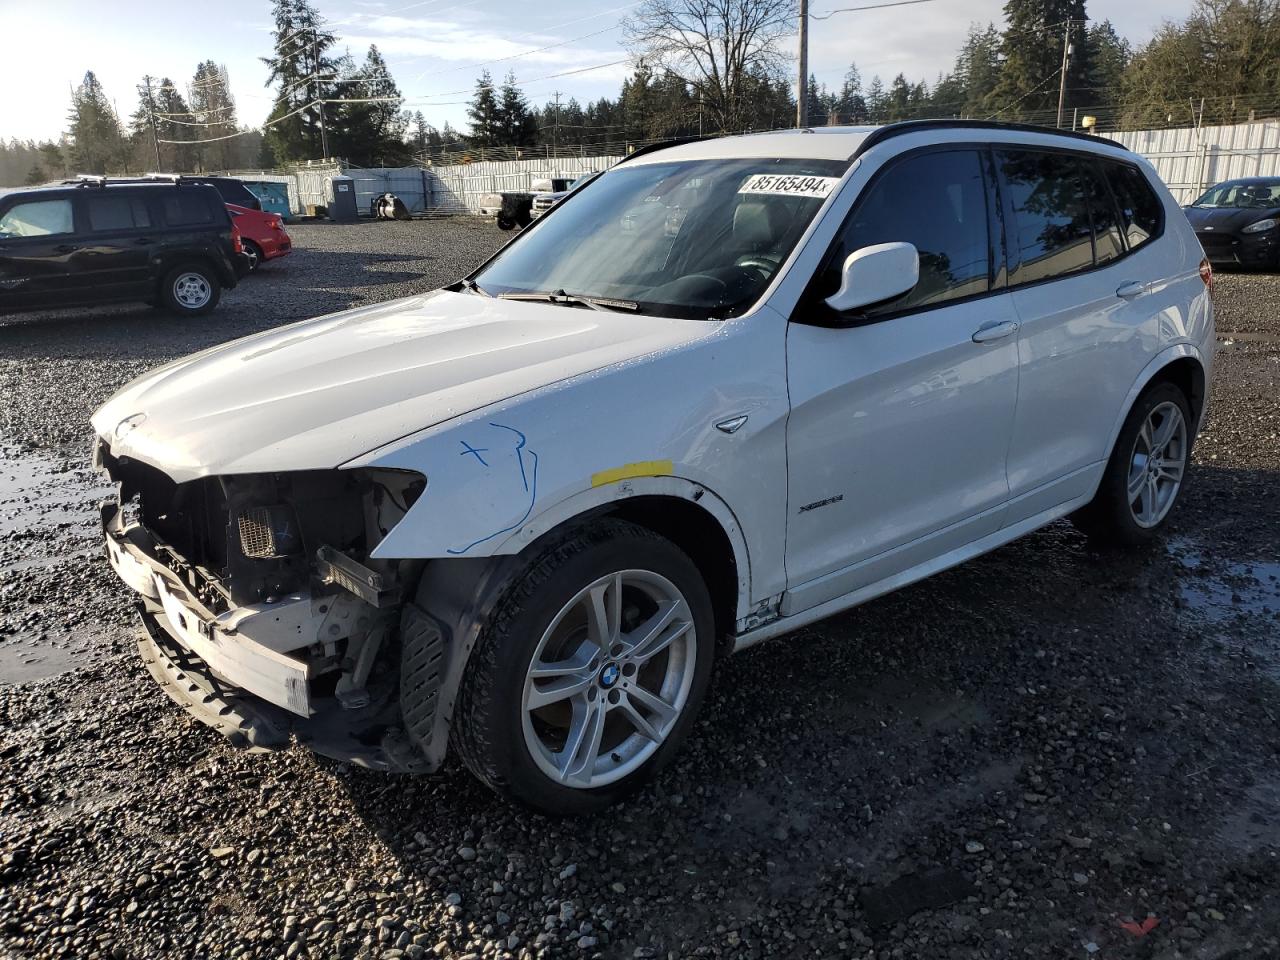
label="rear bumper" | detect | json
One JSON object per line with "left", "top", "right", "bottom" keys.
{"left": 261, "top": 233, "right": 292, "bottom": 259}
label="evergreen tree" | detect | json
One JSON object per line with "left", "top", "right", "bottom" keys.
{"left": 155, "top": 79, "right": 196, "bottom": 171}
{"left": 25, "top": 164, "right": 46, "bottom": 185}
{"left": 496, "top": 71, "right": 539, "bottom": 151}
{"left": 67, "top": 71, "right": 126, "bottom": 174}
{"left": 466, "top": 71, "right": 501, "bottom": 149}
{"left": 334, "top": 45, "right": 410, "bottom": 164}
{"left": 988, "top": 0, "right": 1090, "bottom": 120}
{"left": 834, "top": 64, "right": 868, "bottom": 124}
{"left": 262, "top": 0, "right": 338, "bottom": 161}
{"left": 1084, "top": 20, "right": 1130, "bottom": 104}
{"left": 804, "top": 73, "right": 828, "bottom": 126}
{"left": 886, "top": 73, "right": 912, "bottom": 120}
{"left": 189, "top": 61, "right": 239, "bottom": 171}
{"left": 865, "top": 75, "right": 887, "bottom": 122}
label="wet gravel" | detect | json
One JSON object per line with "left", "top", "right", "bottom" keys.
{"left": 1, "top": 222, "right": 1279, "bottom": 960}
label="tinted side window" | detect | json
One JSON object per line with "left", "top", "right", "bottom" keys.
{"left": 824, "top": 149, "right": 991, "bottom": 316}
{"left": 1081, "top": 163, "right": 1124, "bottom": 265}
{"left": 0, "top": 199, "right": 74, "bottom": 238}
{"left": 1107, "top": 162, "right": 1164, "bottom": 251}
{"left": 87, "top": 196, "right": 151, "bottom": 232}
{"left": 162, "top": 193, "right": 215, "bottom": 226}
{"left": 998, "top": 150, "right": 1094, "bottom": 285}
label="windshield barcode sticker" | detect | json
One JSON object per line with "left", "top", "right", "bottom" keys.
{"left": 738, "top": 174, "right": 841, "bottom": 198}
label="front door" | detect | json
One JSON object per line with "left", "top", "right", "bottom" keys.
{"left": 783, "top": 147, "right": 1020, "bottom": 615}
{"left": 0, "top": 195, "right": 79, "bottom": 314}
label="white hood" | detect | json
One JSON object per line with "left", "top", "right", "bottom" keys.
{"left": 92, "top": 291, "right": 713, "bottom": 483}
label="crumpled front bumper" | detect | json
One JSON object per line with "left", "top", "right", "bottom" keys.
{"left": 101, "top": 499, "right": 431, "bottom": 772}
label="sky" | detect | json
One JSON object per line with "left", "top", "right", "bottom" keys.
{"left": 0, "top": 0, "right": 1199, "bottom": 145}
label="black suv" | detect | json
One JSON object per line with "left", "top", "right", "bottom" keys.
{"left": 145, "top": 174, "right": 263, "bottom": 211}
{"left": 0, "top": 178, "right": 246, "bottom": 317}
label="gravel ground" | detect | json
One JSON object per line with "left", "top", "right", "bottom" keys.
{"left": 1, "top": 221, "right": 1278, "bottom": 960}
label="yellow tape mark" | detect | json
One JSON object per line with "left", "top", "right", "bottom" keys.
{"left": 591, "top": 460, "right": 674, "bottom": 487}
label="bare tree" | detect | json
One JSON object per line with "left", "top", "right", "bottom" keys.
{"left": 624, "top": 0, "right": 797, "bottom": 134}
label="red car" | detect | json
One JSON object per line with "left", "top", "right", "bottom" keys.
{"left": 226, "top": 203, "right": 291, "bottom": 272}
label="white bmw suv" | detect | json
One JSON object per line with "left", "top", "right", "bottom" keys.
{"left": 93, "top": 121, "right": 1214, "bottom": 814}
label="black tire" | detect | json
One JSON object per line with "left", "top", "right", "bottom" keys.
{"left": 159, "top": 262, "right": 221, "bottom": 316}
{"left": 450, "top": 519, "right": 716, "bottom": 815}
{"left": 496, "top": 213, "right": 515, "bottom": 231}
{"left": 242, "top": 240, "right": 263, "bottom": 273}
{"left": 1071, "top": 381, "right": 1192, "bottom": 546}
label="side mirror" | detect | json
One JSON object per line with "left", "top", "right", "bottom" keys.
{"left": 824, "top": 241, "right": 919, "bottom": 314}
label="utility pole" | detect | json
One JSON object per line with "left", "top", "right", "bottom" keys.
{"left": 144, "top": 75, "right": 162, "bottom": 171}
{"left": 313, "top": 29, "right": 329, "bottom": 159}
{"left": 796, "top": 0, "right": 809, "bottom": 128}
{"left": 552, "top": 91, "right": 561, "bottom": 160}
{"left": 1056, "top": 20, "right": 1074, "bottom": 129}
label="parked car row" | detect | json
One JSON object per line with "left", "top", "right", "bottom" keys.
{"left": 0, "top": 174, "right": 291, "bottom": 318}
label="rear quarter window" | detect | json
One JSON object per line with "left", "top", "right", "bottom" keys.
{"left": 1106, "top": 162, "right": 1164, "bottom": 251}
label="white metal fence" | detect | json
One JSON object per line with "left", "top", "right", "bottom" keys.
{"left": 1103, "top": 120, "right": 1280, "bottom": 204}
{"left": 237, "top": 121, "right": 1280, "bottom": 217}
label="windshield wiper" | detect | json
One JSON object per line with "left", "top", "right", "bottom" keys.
{"left": 460, "top": 277, "right": 492, "bottom": 297}
{"left": 499, "top": 289, "right": 638, "bottom": 313}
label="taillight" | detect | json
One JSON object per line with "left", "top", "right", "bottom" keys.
{"left": 1199, "top": 257, "right": 1213, "bottom": 294}
{"left": 233, "top": 230, "right": 243, "bottom": 254}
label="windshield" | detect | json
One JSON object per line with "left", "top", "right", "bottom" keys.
{"left": 1192, "top": 180, "right": 1280, "bottom": 208}
{"left": 473, "top": 157, "right": 850, "bottom": 319}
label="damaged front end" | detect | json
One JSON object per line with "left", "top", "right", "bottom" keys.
{"left": 96, "top": 438, "right": 439, "bottom": 771}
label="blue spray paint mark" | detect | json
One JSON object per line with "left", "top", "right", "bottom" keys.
{"left": 446, "top": 422, "right": 539, "bottom": 555}
{"left": 459, "top": 440, "right": 489, "bottom": 466}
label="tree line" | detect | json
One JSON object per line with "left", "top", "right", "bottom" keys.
{"left": 2, "top": 0, "right": 1279, "bottom": 186}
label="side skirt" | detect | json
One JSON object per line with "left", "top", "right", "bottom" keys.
{"left": 731, "top": 486, "right": 1095, "bottom": 653}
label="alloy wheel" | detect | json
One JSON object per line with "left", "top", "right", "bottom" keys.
{"left": 1127, "top": 400, "right": 1187, "bottom": 528}
{"left": 521, "top": 569, "right": 697, "bottom": 789}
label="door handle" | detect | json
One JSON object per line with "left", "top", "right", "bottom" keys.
{"left": 133, "top": 237, "right": 155, "bottom": 246}
{"left": 53, "top": 244, "right": 79, "bottom": 254}
{"left": 1116, "top": 281, "right": 1146, "bottom": 299}
{"left": 971, "top": 320, "right": 1019, "bottom": 343}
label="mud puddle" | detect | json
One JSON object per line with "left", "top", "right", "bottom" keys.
{"left": 1, "top": 441, "right": 118, "bottom": 683}
{"left": 0, "top": 442, "right": 112, "bottom": 540}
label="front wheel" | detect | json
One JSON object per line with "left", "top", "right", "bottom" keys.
{"left": 159, "top": 263, "right": 221, "bottom": 316}
{"left": 1071, "top": 382, "right": 1191, "bottom": 545}
{"left": 450, "top": 520, "right": 716, "bottom": 814}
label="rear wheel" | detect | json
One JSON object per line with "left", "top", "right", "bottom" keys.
{"left": 242, "top": 240, "right": 263, "bottom": 272}
{"left": 450, "top": 520, "right": 716, "bottom": 814}
{"left": 1071, "top": 382, "right": 1191, "bottom": 545}
{"left": 160, "top": 263, "right": 220, "bottom": 316}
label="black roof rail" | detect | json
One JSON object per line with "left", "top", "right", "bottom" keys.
{"left": 851, "top": 119, "right": 1129, "bottom": 159}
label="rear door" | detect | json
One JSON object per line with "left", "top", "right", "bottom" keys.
{"left": 998, "top": 148, "right": 1168, "bottom": 524}
{"left": 75, "top": 191, "right": 156, "bottom": 300}
{"left": 0, "top": 194, "right": 80, "bottom": 313}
